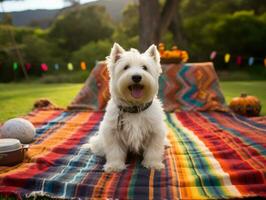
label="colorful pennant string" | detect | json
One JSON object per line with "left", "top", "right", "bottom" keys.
{"left": 41, "top": 63, "right": 48, "bottom": 72}
{"left": 248, "top": 57, "right": 254, "bottom": 66}
{"left": 210, "top": 51, "right": 217, "bottom": 60}
{"left": 209, "top": 51, "right": 266, "bottom": 67}
{"left": 224, "top": 53, "right": 230, "bottom": 63}
{"left": 236, "top": 56, "right": 242, "bottom": 65}
{"left": 67, "top": 63, "right": 74, "bottom": 71}
{"left": 25, "top": 63, "right": 31, "bottom": 71}
{"left": 80, "top": 61, "right": 87, "bottom": 71}
{"left": 13, "top": 62, "right": 18, "bottom": 71}
{"left": 54, "top": 63, "right": 59, "bottom": 70}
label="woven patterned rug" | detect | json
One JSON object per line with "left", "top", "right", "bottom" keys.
{"left": 1, "top": 109, "right": 265, "bottom": 199}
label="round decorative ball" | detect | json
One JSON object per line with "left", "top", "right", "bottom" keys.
{"left": 229, "top": 93, "right": 261, "bottom": 117}
{"left": 0, "top": 118, "right": 36, "bottom": 144}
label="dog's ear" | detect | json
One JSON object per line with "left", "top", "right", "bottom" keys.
{"left": 110, "top": 43, "right": 125, "bottom": 63}
{"left": 144, "top": 44, "right": 160, "bottom": 64}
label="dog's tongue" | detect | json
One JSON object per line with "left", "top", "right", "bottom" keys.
{"left": 131, "top": 85, "right": 143, "bottom": 99}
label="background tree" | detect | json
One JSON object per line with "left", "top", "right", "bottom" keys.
{"left": 139, "top": 0, "right": 186, "bottom": 51}
{"left": 112, "top": 3, "right": 139, "bottom": 49}
{"left": 49, "top": 5, "right": 114, "bottom": 53}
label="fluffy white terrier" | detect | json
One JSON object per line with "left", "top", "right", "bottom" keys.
{"left": 88, "top": 43, "right": 168, "bottom": 172}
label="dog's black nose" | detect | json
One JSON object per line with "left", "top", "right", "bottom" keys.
{"left": 132, "top": 75, "right": 142, "bottom": 83}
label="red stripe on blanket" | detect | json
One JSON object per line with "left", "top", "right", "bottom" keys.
{"left": 0, "top": 112, "right": 103, "bottom": 195}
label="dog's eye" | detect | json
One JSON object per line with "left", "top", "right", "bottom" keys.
{"left": 124, "top": 65, "right": 129, "bottom": 70}
{"left": 142, "top": 65, "right": 148, "bottom": 71}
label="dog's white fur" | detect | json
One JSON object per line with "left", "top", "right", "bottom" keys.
{"left": 87, "top": 43, "right": 168, "bottom": 172}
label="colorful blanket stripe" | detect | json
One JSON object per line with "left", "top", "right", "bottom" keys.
{"left": 0, "top": 110, "right": 265, "bottom": 199}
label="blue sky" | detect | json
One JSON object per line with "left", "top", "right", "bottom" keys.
{"left": 1, "top": 0, "right": 96, "bottom": 12}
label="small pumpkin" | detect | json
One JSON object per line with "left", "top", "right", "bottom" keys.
{"left": 229, "top": 93, "right": 261, "bottom": 117}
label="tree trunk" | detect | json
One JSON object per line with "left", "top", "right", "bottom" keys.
{"left": 139, "top": 0, "right": 160, "bottom": 51}
{"left": 169, "top": 2, "right": 188, "bottom": 49}
{"left": 139, "top": 0, "right": 179, "bottom": 51}
{"left": 159, "top": 0, "right": 178, "bottom": 39}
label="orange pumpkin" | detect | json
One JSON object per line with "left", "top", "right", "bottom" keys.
{"left": 229, "top": 93, "right": 261, "bottom": 117}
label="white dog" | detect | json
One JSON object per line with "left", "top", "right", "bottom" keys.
{"left": 88, "top": 43, "right": 168, "bottom": 172}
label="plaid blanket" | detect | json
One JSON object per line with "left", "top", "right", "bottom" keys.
{"left": 0, "top": 109, "right": 265, "bottom": 199}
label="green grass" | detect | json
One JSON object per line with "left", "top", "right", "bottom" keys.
{"left": 0, "top": 81, "right": 265, "bottom": 123}
{"left": 0, "top": 83, "right": 83, "bottom": 122}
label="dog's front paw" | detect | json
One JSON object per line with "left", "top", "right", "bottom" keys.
{"left": 142, "top": 160, "right": 165, "bottom": 170}
{"left": 104, "top": 162, "right": 126, "bottom": 172}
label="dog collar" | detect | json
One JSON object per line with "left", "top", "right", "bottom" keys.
{"left": 118, "top": 101, "right": 153, "bottom": 113}
{"left": 117, "top": 101, "right": 153, "bottom": 131}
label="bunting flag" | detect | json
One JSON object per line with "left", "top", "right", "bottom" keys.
{"left": 13, "top": 62, "right": 18, "bottom": 71}
{"left": 236, "top": 56, "right": 242, "bottom": 65}
{"left": 80, "top": 61, "right": 87, "bottom": 71}
{"left": 224, "top": 53, "right": 230, "bottom": 63}
{"left": 210, "top": 51, "right": 217, "bottom": 60}
{"left": 25, "top": 63, "right": 31, "bottom": 71}
{"left": 67, "top": 63, "right": 74, "bottom": 71}
{"left": 248, "top": 57, "right": 254, "bottom": 66}
{"left": 54, "top": 63, "right": 59, "bottom": 70}
{"left": 41, "top": 63, "right": 48, "bottom": 72}
{"left": 209, "top": 51, "right": 265, "bottom": 67}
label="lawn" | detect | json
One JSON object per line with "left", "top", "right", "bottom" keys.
{"left": 0, "top": 81, "right": 265, "bottom": 123}
{"left": 0, "top": 83, "right": 83, "bottom": 123}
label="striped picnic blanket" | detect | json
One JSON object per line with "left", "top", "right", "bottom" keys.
{"left": 0, "top": 109, "right": 265, "bottom": 199}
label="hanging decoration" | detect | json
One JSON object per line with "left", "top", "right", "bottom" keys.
{"left": 224, "top": 53, "right": 230, "bottom": 63}
{"left": 41, "top": 63, "right": 48, "bottom": 72}
{"left": 13, "top": 62, "right": 18, "bottom": 71}
{"left": 210, "top": 51, "right": 217, "bottom": 60}
{"left": 248, "top": 57, "right": 254, "bottom": 66}
{"left": 54, "top": 63, "right": 59, "bottom": 70}
{"left": 9, "top": 52, "right": 266, "bottom": 73}
{"left": 67, "top": 63, "right": 74, "bottom": 71}
{"left": 80, "top": 61, "right": 87, "bottom": 71}
{"left": 209, "top": 51, "right": 266, "bottom": 67}
{"left": 25, "top": 63, "right": 31, "bottom": 71}
{"left": 236, "top": 56, "right": 242, "bottom": 65}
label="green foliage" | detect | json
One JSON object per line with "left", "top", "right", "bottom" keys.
{"left": 111, "top": 3, "right": 139, "bottom": 49}
{"left": 22, "top": 34, "right": 61, "bottom": 64}
{"left": 212, "top": 11, "right": 266, "bottom": 56}
{"left": 49, "top": 5, "right": 114, "bottom": 52}
{"left": 71, "top": 39, "right": 113, "bottom": 68}
{"left": 181, "top": 1, "right": 266, "bottom": 69}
